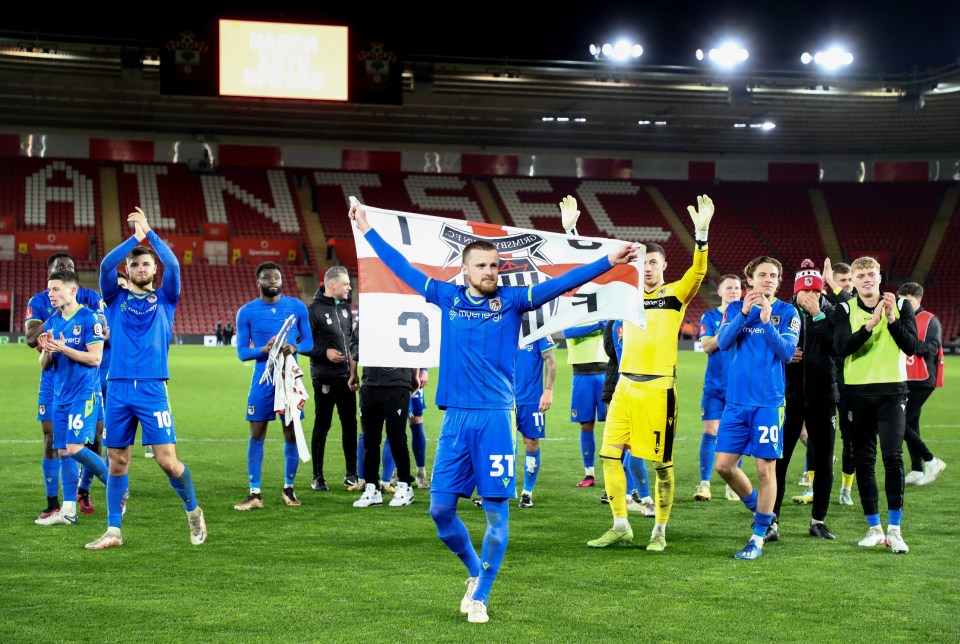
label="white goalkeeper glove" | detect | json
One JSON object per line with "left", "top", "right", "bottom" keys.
{"left": 687, "top": 194, "right": 714, "bottom": 243}
{"left": 559, "top": 195, "right": 580, "bottom": 235}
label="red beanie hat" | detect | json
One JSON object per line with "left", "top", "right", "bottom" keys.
{"left": 794, "top": 259, "right": 824, "bottom": 295}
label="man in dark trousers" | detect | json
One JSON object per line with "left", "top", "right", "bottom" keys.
{"left": 897, "top": 283, "right": 946, "bottom": 486}
{"left": 772, "top": 260, "right": 839, "bottom": 541}
{"left": 833, "top": 256, "right": 918, "bottom": 554}
{"left": 350, "top": 323, "right": 417, "bottom": 508}
{"left": 303, "top": 265, "right": 359, "bottom": 491}
{"left": 823, "top": 259, "right": 856, "bottom": 505}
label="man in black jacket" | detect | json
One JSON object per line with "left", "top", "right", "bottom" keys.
{"left": 823, "top": 259, "right": 856, "bottom": 505}
{"left": 304, "top": 265, "right": 359, "bottom": 491}
{"left": 771, "top": 260, "right": 839, "bottom": 541}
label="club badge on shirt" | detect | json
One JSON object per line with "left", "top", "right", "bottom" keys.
{"left": 489, "top": 297, "right": 502, "bottom": 312}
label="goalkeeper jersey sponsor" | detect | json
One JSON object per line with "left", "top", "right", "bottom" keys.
{"left": 620, "top": 246, "right": 707, "bottom": 376}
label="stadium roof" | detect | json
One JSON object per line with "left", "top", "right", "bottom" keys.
{"left": 1, "top": 4, "right": 959, "bottom": 158}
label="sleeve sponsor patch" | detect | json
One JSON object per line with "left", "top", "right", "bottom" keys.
{"left": 788, "top": 316, "right": 801, "bottom": 334}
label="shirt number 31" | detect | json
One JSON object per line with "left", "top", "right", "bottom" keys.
{"left": 489, "top": 454, "right": 515, "bottom": 477}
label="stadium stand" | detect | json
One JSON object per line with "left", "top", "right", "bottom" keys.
{"left": 310, "top": 170, "right": 487, "bottom": 273}
{"left": 0, "top": 157, "right": 104, "bottom": 258}
{"left": 721, "top": 182, "right": 827, "bottom": 279}
{"left": 3, "top": 154, "right": 958, "bottom": 342}
{"left": 654, "top": 181, "right": 769, "bottom": 284}
{"left": 822, "top": 182, "right": 945, "bottom": 281}
{"left": 923, "top": 195, "right": 960, "bottom": 342}
{"left": 176, "top": 263, "right": 304, "bottom": 336}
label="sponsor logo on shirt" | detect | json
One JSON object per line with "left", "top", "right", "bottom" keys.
{"left": 456, "top": 309, "right": 502, "bottom": 322}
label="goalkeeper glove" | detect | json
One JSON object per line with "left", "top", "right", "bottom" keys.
{"left": 559, "top": 195, "right": 580, "bottom": 234}
{"left": 687, "top": 194, "right": 714, "bottom": 243}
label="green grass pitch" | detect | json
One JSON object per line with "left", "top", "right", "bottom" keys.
{"left": 1, "top": 346, "right": 958, "bottom": 641}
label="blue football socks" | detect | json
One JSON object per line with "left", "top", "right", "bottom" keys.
{"left": 410, "top": 422, "right": 426, "bottom": 468}
{"left": 60, "top": 456, "right": 80, "bottom": 502}
{"left": 474, "top": 498, "right": 509, "bottom": 604}
{"left": 429, "top": 492, "right": 481, "bottom": 577}
{"left": 580, "top": 431, "right": 595, "bottom": 469}
{"left": 72, "top": 447, "right": 107, "bottom": 487}
{"left": 42, "top": 458, "right": 60, "bottom": 497}
{"left": 169, "top": 465, "right": 199, "bottom": 512}
{"left": 247, "top": 437, "right": 265, "bottom": 491}
{"left": 522, "top": 448, "right": 540, "bottom": 494}
{"left": 699, "top": 433, "right": 717, "bottom": 481}
{"left": 284, "top": 441, "right": 299, "bottom": 486}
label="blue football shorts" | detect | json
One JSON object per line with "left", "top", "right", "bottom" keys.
{"left": 409, "top": 388, "right": 427, "bottom": 417}
{"left": 431, "top": 408, "right": 517, "bottom": 499}
{"left": 716, "top": 402, "right": 784, "bottom": 460}
{"left": 515, "top": 403, "right": 546, "bottom": 440}
{"left": 701, "top": 388, "right": 726, "bottom": 421}
{"left": 246, "top": 379, "right": 304, "bottom": 422}
{"left": 104, "top": 380, "right": 177, "bottom": 448}
{"left": 570, "top": 373, "right": 606, "bottom": 423}
{"left": 52, "top": 393, "right": 101, "bottom": 450}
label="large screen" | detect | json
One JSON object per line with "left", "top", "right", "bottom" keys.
{"left": 219, "top": 20, "right": 348, "bottom": 101}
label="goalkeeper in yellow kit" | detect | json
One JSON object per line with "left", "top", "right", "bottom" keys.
{"left": 584, "top": 194, "right": 713, "bottom": 551}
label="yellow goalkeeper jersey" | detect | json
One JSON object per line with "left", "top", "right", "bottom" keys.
{"left": 619, "top": 246, "right": 707, "bottom": 377}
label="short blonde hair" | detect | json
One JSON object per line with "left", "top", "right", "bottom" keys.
{"left": 850, "top": 256, "right": 881, "bottom": 272}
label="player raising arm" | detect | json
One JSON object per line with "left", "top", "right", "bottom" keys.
{"left": 350, "top": 200, "right": 636, "bottom": 624}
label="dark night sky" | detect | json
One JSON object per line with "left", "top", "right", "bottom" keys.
{"left": 5, "top": 2, "right": 958, "bottom": 73}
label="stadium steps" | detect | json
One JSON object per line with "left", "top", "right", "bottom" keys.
{"left": 645, "top": 184, "right": 722, "bottom": 312}
{"left": 472, "top": 179, "right": 506, "bottom": 226}
{"left": 99, "top": 165, "right": 123, "bottom": 253}
{"left": 912, "top": 185, "right": 960, "bottom": 283}
{"left": 296, "top": 178, "right": 331, "bottom": 275}
{"left": 808, "top": 188, "right": 844, "bottom": 262}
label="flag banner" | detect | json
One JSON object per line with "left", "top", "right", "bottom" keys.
{"left": 352, "top": 204, "right": 645, "bottom": 368}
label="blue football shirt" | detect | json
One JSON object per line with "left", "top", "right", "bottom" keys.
{"left": 44, "top": 306, "right": 104, "bottom": 403}
{"left": 99, "top": 231, "right": 180, "bottom": 381}
{"left": 364, "top": 228, "right": 617, "bottom": 411}
{"left": 700, "top": 307, "right": 731, "bottom": 393}
{"left": 515, "top": 335, "right": 555, "bottom": 405}
{"left": 27, "top": 287, "right": 104, "bottom": 395}
{"left": 717, "top": 299, "right": 800, "bottom": 407}
{"left": 235, "top": 295, "right": 313, "bottom": 384}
